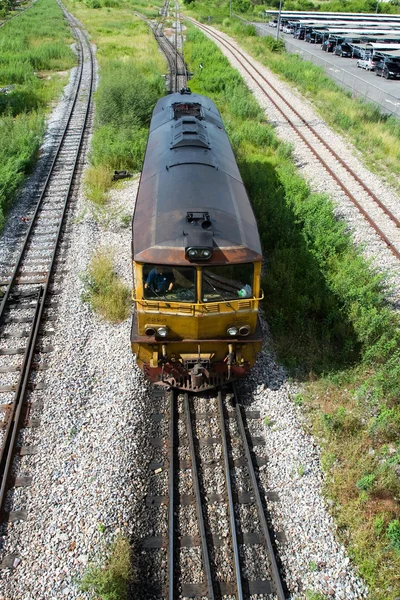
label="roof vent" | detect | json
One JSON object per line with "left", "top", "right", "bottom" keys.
{"left": 171, "top": 117, "right": 209, "bottom": 149}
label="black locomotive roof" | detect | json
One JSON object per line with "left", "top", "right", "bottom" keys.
{"left": 133, "top": 92, "right": 262, "bottom": 265}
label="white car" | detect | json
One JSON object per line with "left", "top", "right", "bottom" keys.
{"left": 357, "top": 57, "right": 378, "bottom": 71}
{"left": 283, "top": 26, "right": 294, "bottom": 34}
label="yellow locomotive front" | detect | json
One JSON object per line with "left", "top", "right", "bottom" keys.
{"left": 131, "top": 91, "right": 264, "bottom": 391}
{"left": 132, "top": 256, "right": 263, "bottom": 390}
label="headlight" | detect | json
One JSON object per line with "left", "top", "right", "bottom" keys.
{"left": 157, "top": 327, "right": 168, "bottom": 337}
{"left": 227, "top": 326, "right": 238, "bottom": 336}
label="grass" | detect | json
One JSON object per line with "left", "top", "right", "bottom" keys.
{"left": 60, "top": 0, "right": 400, "bottom": 595}
{"left": 80, "top": 535, "right": 132, "bottom": 600}
{"left": 183, "top": 22, "right": 400, "bottom": 599}
{"left": 81, "top": 250, "right": 131, "bottom": 323}
{"left": 184, "top": 8, "right": 400, "bottom": 192}
{"left": 65, "top": 0, "right": 166, "bottom": 206}
{"left": 0, "top": 0, "right": 76, "bottom": 231}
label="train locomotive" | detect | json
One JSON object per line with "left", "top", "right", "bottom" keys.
{"left": 131, "top": 91, "right": 263, "bottom": 391}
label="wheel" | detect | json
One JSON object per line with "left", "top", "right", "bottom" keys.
{"left": 384, "top": 71, "right": 389, "bottom": 79}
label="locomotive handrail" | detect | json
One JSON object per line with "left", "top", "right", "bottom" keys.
{"left": 131, "top": 290, "right": 265, "bottom": 304}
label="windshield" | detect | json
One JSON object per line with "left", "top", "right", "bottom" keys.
{"left": 143, "top": 265, "right": 196, "bottom": 302}
{"left": 202, "top": 264, "right": 254, "bottom": 302}
{"left": 387, "top": 63, "right": 400, "bottom": 71}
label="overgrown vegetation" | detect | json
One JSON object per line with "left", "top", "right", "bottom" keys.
{"left": 0, "top": 0, "right": 75, "bottom": 231}
{"left": 80, "top": 535, "right": 132, "bottom": 600}
{"left": 81, "top": 250, "right": 131, "bottom": 322}
{"left": 185, "top": 10, "right": 400, "bottom": 191}
{"left": 66, "top": 0, "right": 165, "bottom": 205}
{"left": 184, "top": 24, "right": 400, "bottom": 598}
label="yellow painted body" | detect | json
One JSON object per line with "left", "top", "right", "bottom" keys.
{"left": 131, "top": 263, "right": 263, "bottom": 372}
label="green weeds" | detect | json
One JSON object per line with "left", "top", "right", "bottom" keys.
{"left": 80, "top": 535, "right": 132, "bottom": 600}
{"left": 184, "top": 22, "right": 400, "bottom": 599}
{"left": 67, "top": 0, "right": 166, "bottom": 205}
{"left": 0, "top": 0, "right": 75, "bottom": 232}
{"left": 81, "top": 250, "right": 130, "bottom": 322}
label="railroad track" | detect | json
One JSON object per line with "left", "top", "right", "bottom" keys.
{"left": 0, "top": 4, "right": 94, "bottom": 565}
{"left": 0, "top": 0, "right": 35, "bottom": 29}
{"left": 139, "top": 385, "right": 285, "bottom": 599}
{"left": 136, "top": 2, "right": 187, "bottom": 93}
{"left": 185, "top": 18, "right": 400, "bottom": 263}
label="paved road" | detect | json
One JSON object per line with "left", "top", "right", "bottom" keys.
{"left": 252, "top": 22, "right": 400, "bottom": 117}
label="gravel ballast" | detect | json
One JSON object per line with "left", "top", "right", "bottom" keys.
{"left": 2, "top": 19, "right": 394, "bottom": 600}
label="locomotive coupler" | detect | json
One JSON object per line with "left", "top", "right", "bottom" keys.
{"left": 189, "top": 362, "right": 210, "bottom": 390}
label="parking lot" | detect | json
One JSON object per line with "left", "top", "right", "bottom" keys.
{"left": 251, "top": 21, "right": 400, "bottom": 118}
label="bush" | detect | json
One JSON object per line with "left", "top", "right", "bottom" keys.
{"left": 80, "top": 535, "right": 132, "bottom": 599}
{"left": 356, "top": 474, "right": 376, "bottom": 492}
{"left": 81, "top": 250, "right": 131, "bottom": 323}
{"left": 95, "top": 61, "right": 164, "bottom": 129}
{"left": 387, "top": 520, "right": 400, "bottom": 553}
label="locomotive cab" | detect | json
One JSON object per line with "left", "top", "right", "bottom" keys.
{"left": 132, "top": 259, "right": 263, "bottom": 390}
{"left": 131, "top": 92, "right": 264, "bottom": 391}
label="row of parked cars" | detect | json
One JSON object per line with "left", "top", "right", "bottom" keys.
{"left": 319, "top": 39, "right": 400, "bottom": 79}
{"left": 270, "top": 20, "right": 400, "bottom": 80}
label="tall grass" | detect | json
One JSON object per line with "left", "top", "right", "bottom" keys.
{"left": 80, "top": 535, "right": 132, "bottom": 600}
{"left": 65, "top": 0, "right": 166, "bottom": 205}
{"left": 0, "top": 0, "right": 76, "bottom": 232}
{"left": 81, "top": 250, "right": 131, "bottom": 323}
{"left": 185, "top": 24, "right": 400, "bottom": 598}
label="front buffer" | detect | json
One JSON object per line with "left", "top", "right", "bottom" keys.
{"left": 131, "top": 316, "right": 263, "bottom": 392}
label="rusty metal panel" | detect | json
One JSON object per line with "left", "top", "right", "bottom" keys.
{"left": 133, "top": 92, "right": 262, "bottom": 265}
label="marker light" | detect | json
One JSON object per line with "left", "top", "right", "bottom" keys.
{"left": 239, "top": 325, "right": 251, "bottom": 336}
{"left": 185, "top": 246, "right": 213, "bottom": 261}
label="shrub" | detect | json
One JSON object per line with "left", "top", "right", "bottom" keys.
{"left": 81, "top": 250, "right": 131, "bottom": 323}
{"left": 80, "top": 535, "right": 132, "bottom": 599}
{"left": 387, "top": 520, "right": 400, "bottom": 553}
{"left": 356, "top": 474, "right": 376, "bottom": 493}
{"left": 95, "top": 61, "right": 164, "bottom": 129}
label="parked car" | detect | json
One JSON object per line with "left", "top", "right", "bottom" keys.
{"left": 333, "top": 43, "right": 353, "bottom": 58}
{"left": 321, "top": 40, "right": 335, "bottom": 52}
{"left": 356, "top": 56, "right": 378, "bottom": 71}
{"left": 375, "top": 60, "right": 400, "bottom": 79}
{"left": 294, "top": 29, "right": 305, "bottom": 40}
{"left": 283, "top": 25, "right": 294, "bottom": 34}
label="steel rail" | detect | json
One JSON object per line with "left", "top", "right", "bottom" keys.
{"left": 135, "top": 7, "right": 187, "bottom": 93}
{"left": 217, "top": 389, "right": 244, "bottom": 599}
{"left": 184, "top": 393, "right": 215, "bottom": 599}
{"left": 0, "top": 5, "right": 94, "bottom": 518}
{"left": 185, "top": 17, "right": 400, "bottom": 262}
{"left": 168, "top": 391, "right": 176, "bottom": 600}
{"left": 0, "top": 20, "right": 86, "bottom": 325}
{"left": 233, "top": 384, "right": 286, "bottom": 600}
{"left": 0, "top": 288, "right": 42, "bottom": 512}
